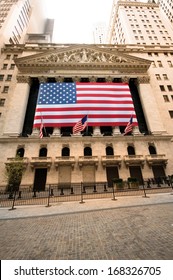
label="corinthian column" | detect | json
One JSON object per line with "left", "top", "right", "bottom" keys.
{"left": 3, "top": 76, "right": 31, "bottom": 136}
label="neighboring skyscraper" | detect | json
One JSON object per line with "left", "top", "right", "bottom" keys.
{"left": 0, "top": 0, "right": 32, "bottom": 48}
{"left": 93, "top": 22, "right": 107, "bottom": 44}
{"left": 107, "top": 0, "right": 173, "bottom": 45}
{"left": 156, "top": 0, "right": 173, "bottom": 26}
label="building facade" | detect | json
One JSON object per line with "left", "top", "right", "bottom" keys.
{"left": 1, "top": 0, "right": 173, "bottom": 191}
{"left": 107, "top": 0, "right": 173, "bottom": 45}
{"left": 0, "top": 42, "right": 173, "bottom": 190}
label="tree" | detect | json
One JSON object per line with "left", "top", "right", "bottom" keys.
{"left": 5, "top": 156, "right": 25, "bottom": 193}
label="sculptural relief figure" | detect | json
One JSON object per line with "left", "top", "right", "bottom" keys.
{"left": 81, "top": 49, "right": 88, "bottom": 62}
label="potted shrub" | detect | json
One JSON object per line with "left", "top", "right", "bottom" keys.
{"left": 127, "top": 177, "right": 139, "bottom": 189}
{"left": 112, "top": 178, "right": 124, "bottom": 190}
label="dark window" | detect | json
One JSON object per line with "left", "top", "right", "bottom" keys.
{"left": 149, "top": 145, "right": 157, "bottom": 154}
{"left": 127, "top": 145, "right": 135, "bottom": 155}
{"left": 106, "top": 146, "right": 114, "bottom": 155}
{"left": 62, "top": 147, "right": 70, "bottom": 157}
{"left": 16, "top": 147, "right": 25, "bottom": 157}
{"left": 39, "top": 147, "right": 47, "bottom": 157}
{"left": 84, "top": 147, "right": 92, "bottom": 156}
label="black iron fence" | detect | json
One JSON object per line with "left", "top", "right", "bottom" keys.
{"left": 0, "top": 178, "right": 173, "bottom": 210}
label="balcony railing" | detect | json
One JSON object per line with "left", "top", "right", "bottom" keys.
{"left": 78, "top": 156, "right": 99, "bottom": 168}
{"left": 124, "top": 155, "right": 145, "bottom": 167}
{"left": 146, "top": 154, "right": 168, "bottom": 166}
{"left": 30, "top": 157, "right": 52, "bottom": 170}
{"left": 6, "top": 157, "right": 29, "bottom": 168}
{"left": 54, "top": 156, "right": 75, "bottom": 169}
{"left": 101, "top": 155, "right": 122, "bottom": 167}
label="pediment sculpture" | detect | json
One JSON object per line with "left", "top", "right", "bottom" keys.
{"left": 24, "top": 48, "right": 128, "bottom": 64}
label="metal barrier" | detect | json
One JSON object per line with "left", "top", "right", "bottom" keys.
{"left": 0, "top": 177, "right": 172, "bottom": 210}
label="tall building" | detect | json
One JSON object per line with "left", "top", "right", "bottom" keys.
{"left": 107, "top": 0, "right": 173, "bottom": 45}
{"left": 93, "top": 22, "right": 107, "bottom": 44}
{"left": 156, "top": 0, "right": 173, "bottom": 26}
{"left": 1, "top": 0, "right": 173, "bottom": 191}
{"left": 0, "top": 0, "right": 32, "bottom": 48}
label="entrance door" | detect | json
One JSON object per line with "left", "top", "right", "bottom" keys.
{"left": 129, "top": 166, "right": 143, "bottom": 184}
{"left": 33, "top": 168, "right": 47, "bottom": 191}
{"left": 152, "top": 165, "right": 165, "bottom": 178}
{"left": 106, "top": 166, "right": 119, "bottom": 187}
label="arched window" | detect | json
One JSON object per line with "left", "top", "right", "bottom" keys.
{"left": 106, "top": 146, "right": 114, "bottom": 155}
{"left": 39, "top": 147, "right": 47, "bottom": 157}
{"left": 84, "top": 147, "right": 92, "bottom": 156}
{"left": 149, "top": 145, "right": 157, "bottom": 154}
{"left": 127, "top": 145, "right": 135, "bottom": 155}
{"left": 16, "top": 147, "right": 25, "bottom": 157}
{"left": 62, "top": 147, "right": 70, "bottom": 157}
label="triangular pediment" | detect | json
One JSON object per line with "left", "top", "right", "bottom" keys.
{"left": 15, "top": 44, "right": 151, "bottom": 72}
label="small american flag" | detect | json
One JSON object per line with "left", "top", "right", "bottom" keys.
{"left": 73, "top": 115, "right": 88, "bottom": 134}
{"left": 124, "top": 116, "right": 133, "bottom": 135}
{"left": 39, "top": 122, "right": 44, "bottom": 138}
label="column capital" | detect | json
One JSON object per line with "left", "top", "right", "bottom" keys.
{"left": 138, "top": 76, "right": 150, "bottom": 84}
{"left": 55, "top": 76, "right": 64, "bottom": 82}
{"left": 16, "top": 75, "right": 31, "bottom": 84}
{"left": 89, "top": 76, "right": 97, "bottom": 82}
{"left": 38, "top": 76, "right": 47, "bottom": 83}
{"left": 121, "top": 76, "right": 130, "bottom": 83}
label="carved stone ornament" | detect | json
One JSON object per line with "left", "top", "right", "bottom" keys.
{"left": 15, "top": 45, "right": 151, "bottom": 73}
{"left": 16, "top": 75, "right": 31, "bottom": 84}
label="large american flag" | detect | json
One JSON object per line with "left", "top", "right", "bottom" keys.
{"left": 33, "top": 82, "right": 138, "bottom": 128}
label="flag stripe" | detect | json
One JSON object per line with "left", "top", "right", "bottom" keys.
{"left": 33, "top": 82, "right": 138, "bottom": 128}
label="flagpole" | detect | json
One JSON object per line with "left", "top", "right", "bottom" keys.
{"left": 40, "top": 112, "right": 47, "bottom": 137}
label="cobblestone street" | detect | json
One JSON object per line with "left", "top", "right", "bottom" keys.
{"left": 0, "top": 202, "right": 173, "bottom": 260}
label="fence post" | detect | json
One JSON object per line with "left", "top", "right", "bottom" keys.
{"left": 70, "top": 187, "right": 74, "bottom": 194}
{"left": 46, "top": 185, "right": 51, "bottom": 207}
{"left": 104, "top": 183, "right": 107, "bottom": 192}
{"left": 9, "top": 190, "right": 16, "bottom": 211}
{"left": 60, "top": 188, "right": 64, "bottom": 195}
{"left": 80, "top": 182, "right": 85, "bottom": 204}
{"left": 112, "top": 183, "right": 117, "bottom": 201}
{"left": 142, "top": 180, "right": 149, "bottom": 198}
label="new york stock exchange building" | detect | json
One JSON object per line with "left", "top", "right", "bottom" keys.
{"left": 0, "top": 43, "right": 173, "bottom": 192}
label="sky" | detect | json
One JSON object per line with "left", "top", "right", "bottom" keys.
{"left": 43, "top": 0, "right": 114, "bottom": 43}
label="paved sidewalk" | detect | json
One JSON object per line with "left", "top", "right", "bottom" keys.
{"left": 0, "top": 192, "right": 173, "bottom": 260}
{"left": 0, "top": 192, "right": 173, "bottom": 219}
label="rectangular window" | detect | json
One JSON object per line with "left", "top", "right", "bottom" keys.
{"left": 159, "top": 85, "right": 165, "bottom": 91}
{"left": 169, "top": 111, "right": 173, "bottom": 118}
{"left": 3, "top": 86, "right": 9, "bottom": 93}
{"left": 163, "top": 74, "right": 168, "bottom": 80}
{"left": 167, "top": 85, "right": 173, "bottom": 91}
{"left": 163, "top": 95, "right": 169, "bottom": 102}
{"left": 157, "top": 61, "right": 163, "bottom": 67}
{"left": 0, "top": 75, "right": 4, "bottom": 81}
{"left": 10, "top": 64, "right": 15, "bottom": 70}
{"left": 155, "top": 74, "right": 161, "bottom": 80}
{"left": 5, "top": 54, "right": 11, "bottom": 59}
{"left": 168, "top": 61, "right": 173, "bottom": 67}
{"left": 2, "top": 64, "right": 8, "bottom": 69}
{"left": 0, "top": 98, "right": 5, "bottom": 106}
{"left": 6, "top": 75, "right": 12, "bottom": 81}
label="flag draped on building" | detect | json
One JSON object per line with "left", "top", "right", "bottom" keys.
{"left": 33, "top": 82, "right": 138, "bottom": 128}
{"left": 73, "top": 115, "right": 88, "bottom": 134}
{"left": 123, "top": 116, "right": 133, "bottom": 135}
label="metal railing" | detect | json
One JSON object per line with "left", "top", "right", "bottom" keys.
{"left": 0, "top": 177, "right": 172, "bottom": 210}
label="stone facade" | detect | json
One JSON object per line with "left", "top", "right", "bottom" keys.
{"left": 0, "top": 43, "right": 173, "bottom": 189}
